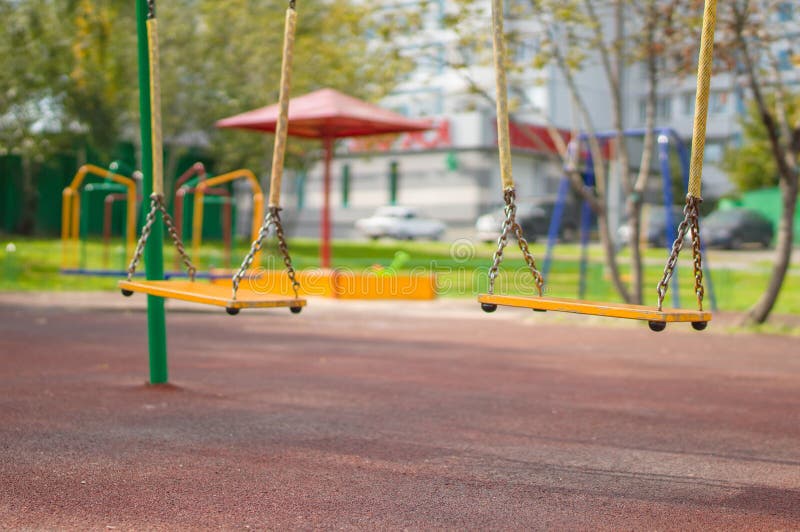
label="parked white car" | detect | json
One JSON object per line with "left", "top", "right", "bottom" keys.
{"left": 355, "top": 206, "right": 446, "bottom": 241}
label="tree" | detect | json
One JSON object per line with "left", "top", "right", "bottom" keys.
{"left": 723, "top": 96, "right": 799, "bottom": 192}
{"left": 2, "top": 0, "right": 411, "bottom": 208}
{"left": 708, "top": 0, "right": 799, "bottom": 324}
{"left": 152, "top": 0, "right": 412, "bottom": 187}
{"left": 0, "top": 0, "right": 76, "bottom": 232}
{"left": 63, "top": 0, "right": 138, "bottom": 160}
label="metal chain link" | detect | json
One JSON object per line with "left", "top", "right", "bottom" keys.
{"left": 486, "top": 199, "right": 513, "bottom": 295}
{"left": 156, "top": 198, "right": 196, "bottom": 281}
{"left": 231, "top": 210, "right": 275, "bottom": 299}
{"left": 511, "top": 218, "right": 544, "bottom": 296}
{"left": 230, "top": 207, "right": 302, "bottom": 300}
{"left": 271, "top": 207, "right": 301, "bottom": 298}
{"left": 126, "top": 194, "right": 196, "bottom": 281}
{"left": 487, "top": 188, "right": 544, "bottom": 296}
{"left": 688, "top": 201, "right": 705, "bottom": 310}
{"left": 126, "top": 195, "right": 159, "bottom": 281}
{"left": 656, "top": 195, "right": 705, "bottom": 311}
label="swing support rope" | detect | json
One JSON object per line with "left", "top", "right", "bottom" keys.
{"left": 485, "top": 0, "right": 718, "bottom": 319}
{"left": 486, "top": 0, "right": 544, "bottom": 298}
{"left": 125, "top": 0, "right": 197, "bottom": 284}
{"left": 123, "top": 0, "right": 302, "bottom": 305}
{"left": 655, "top": 0, "right": 717, "bottom": 312}
{"left": 229, "top": 1, "right": 301, "bottom": 302}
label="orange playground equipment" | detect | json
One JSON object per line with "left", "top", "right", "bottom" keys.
{"left": 190, "top": 168, "right": 264, "bottom": 267}
{"left": 61, "top": 164, "right": 138, "bottom": 274}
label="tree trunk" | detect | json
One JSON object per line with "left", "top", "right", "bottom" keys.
{"left": 549, "top": 40, "right": 631, "bottom": 302}
{"left": 629, "top": 3, "right": 659, "bottom": 306}
{"left": 734, "top": 6, "right": 798, "bottom": 324}
{"left": 746, "top": 175, "right": 797, "bottom": 323}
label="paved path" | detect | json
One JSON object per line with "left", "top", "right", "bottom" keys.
{"left": 1, "top": 294, "right": 798, "bottom": 529}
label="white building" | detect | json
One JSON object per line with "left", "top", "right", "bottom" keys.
{"left": 285, "top": 1, "right": 798, "bottom": 240}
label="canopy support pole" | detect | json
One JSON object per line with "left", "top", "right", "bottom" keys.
{"left": 321, "top": 138, "right": 333, "bottom": 269}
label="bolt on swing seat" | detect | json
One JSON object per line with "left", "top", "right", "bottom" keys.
{"left": 119, "top": 0, "right": 305, "bottom": 316}
{"left": 480, "top": 0, "right": 718, "bottom": 331}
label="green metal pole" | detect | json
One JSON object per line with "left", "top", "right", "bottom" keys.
{"left": 136, "top": 0, "right": 168, "bottom": 384}
{"left": 341, "top": 164, "right": 350, "bottom": 208}
{"left": 389, "top": 161, "right": 398, "bottom": 206}
{"left": 296, "top": 170, "right": 305, "bottom": 209}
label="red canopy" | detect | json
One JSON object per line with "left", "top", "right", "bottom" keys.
{"left": 216, "top": 88, "right": 431, "bottom": 269}
{"left": 215, "top": 88, "right": 431, "bottom": 139}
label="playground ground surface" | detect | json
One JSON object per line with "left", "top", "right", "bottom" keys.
{"left": 1, "top": 293, "right": 799, "bottom": 529}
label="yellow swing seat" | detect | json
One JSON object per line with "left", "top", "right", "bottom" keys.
{"left": 119, "top": 280, "right": 305, "bottom": 315}
{"left": 478, "top": 293, "right": 711, "bottom": 330}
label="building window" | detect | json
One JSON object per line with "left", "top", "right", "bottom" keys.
{"left": 513, "top": 38, "right": 540, "bottom": 64}
{"left": 777, "top": 2, "right": 793, "bottom": 22}
{"left": 639, "top": 96, "right": 672, "bottom": 122}
{"left": 414, "top": 43, "right": 445, "bottom": 76}
{"left": 709, "top": 91, "right": 729, "bottom": 114}
{"left": 341, "top": 164, "right": 350, "bottom": 208}
{"left": 704, "top": 142, "right": 723, "bottom": 164}
{"left": 423, "top": 0, "right": 444, "bottom": 29}
{"left": 656, "top": 96, "right": 672, "bottom": 121}
{"left": 682, "top": 92, "right": 695, "bottom": 116}
{"left": 777, "top": 49, "right": 793, "bottom": 71}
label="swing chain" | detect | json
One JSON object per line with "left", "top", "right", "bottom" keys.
{"left": 486, "top": 198, "right": 512, "bottom": 295}
{"left": 230, "top": 207, "right": 301, "bottom": 300}
{"left": 656, "top": 195, "right": 705, "bottom": 311}
{"left": 487, "top": 188, "right": 544, "bottom": 296}
{"left": 157, "top": 197, "right": 196, "bottom": 281}
{"left": 271, "top": 207, "right": 301, "bottom": 299}
{"left": 126, "top": 195, "right": 158, "bottom": 281}
{"left": 512, "top": 213, "right": 544, "bottom": 296}
{"left": 689, "top": 202, "right": 705, "bottom": 309}
{"left": 231, "top": 210, "right": 274, "bottom": 299}
{"left": 126, "top": 193, "right": 196, "bottom": 282}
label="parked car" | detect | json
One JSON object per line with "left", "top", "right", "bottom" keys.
{"left": 703, "top": 208, "right": 773, "bottom": 249}
{"left": 355, "top": 206, "right": 446, "bottom": 241}
{"left": 618, "top": 206, "right": 687, "bottom": 248}
{"left": 475, "top": 196, "right": 579, "bottom": 244}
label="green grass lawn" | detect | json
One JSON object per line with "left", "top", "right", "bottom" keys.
{"left": 2, "top": 236, "right": 799, "bottom": 315}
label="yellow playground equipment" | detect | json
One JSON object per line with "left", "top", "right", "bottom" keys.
{"left": 190, "top": 168, "right": 264, "bottom": 267}
{"left": 61, "top": 164, "right": 138, "bottom": 273}
{"left": 478, "top": 0, "right": 717, "bottom": 331}
{"left": 119, "top": 0, "right": 304, "bottom": 315}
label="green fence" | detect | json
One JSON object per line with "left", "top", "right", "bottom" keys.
{"left": 0, "top": 155, "right": 24, "bottom": 233}
{"left": 0, "top": 145, "right": 230, "bottom": 241}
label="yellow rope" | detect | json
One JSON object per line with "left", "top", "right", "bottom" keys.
{"left": 268, "top": 7, "right": 297, "bottom": 208}
{"left": 147, "top": 19, "right": 164, "bottom": 196}
{"left": 490, "top": 0, "right": 514, "bottom": 191}
{"left": 687, "top": 0, "right": 718, "bottom": 199}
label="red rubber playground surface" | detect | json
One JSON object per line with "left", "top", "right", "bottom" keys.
{"left": 1, "top": 294, "right": 799, "bottom": 529}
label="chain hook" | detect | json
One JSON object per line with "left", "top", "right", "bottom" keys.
{"left": 230, "top": 207, "right": 301, "bottom": 301}
{"left": 486, "top": 187, "right": 544, "bottom": 296}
